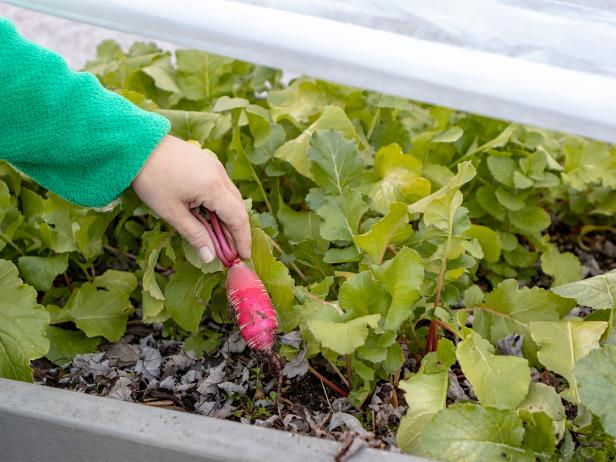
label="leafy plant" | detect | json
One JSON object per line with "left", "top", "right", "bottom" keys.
{"left": 1, "top": 40, "right": 616, "bottom": 458}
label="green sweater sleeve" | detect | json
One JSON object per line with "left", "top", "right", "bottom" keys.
{"left": 0, "top": 18, "right": 170, "bottom": 208}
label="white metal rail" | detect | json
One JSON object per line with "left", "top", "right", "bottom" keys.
{"left": 4, "top": 0, "right": 616, "bottom": 143}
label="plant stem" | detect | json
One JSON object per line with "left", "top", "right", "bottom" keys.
{"left": 326, "top": 358, "right": 350, "bottom": 388}
{"left": 607, "top": 305, "right": 615, "bottom": 341}
{"left": 432, "top": 319, "right": 463, "bottom": 339}
{"left": 76, "top": 260, "right": 93, "bottom": 282}
{"left": 103, "top": 245, "right": 137, "bottom": 261}
{"left": 0, "top": 230, "right": 24, "bottom": 256}
{"left": 303, "top": 291, "right": 344, "bottom": 316}
{"left": 345, "top": 355, "right": 353, "bottom": 388}
{"left": 247, "top": 159, "right": 274, "bottom": 214}
{"left": 458, "top": 306, "right": 528, "bottom": 330}
{"left": 434, "top": 253, "right": 448, "bottom": 310}
{"left": 233, "top": 121, "right": 274, "bottom": 214}
{"left": 366, "top": 108, "right": 381, "bottom": 140}
{"left": 308, "top": 366, "right": 348, "bottom": 397}
{"left": 390, "top": 378, "right": 399, "bottom": 407}
{"left": 270, "top": 238, "right": 307, "bottom": 281}
{"left": 425, "top": 321, "right": 438, "bottom": 354}
{"left": 63, "top": 272, "right": 72, "bottom": 290}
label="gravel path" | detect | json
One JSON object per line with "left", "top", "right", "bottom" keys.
{"left": 0, "top": 3, "right": 178, "bottom": 69}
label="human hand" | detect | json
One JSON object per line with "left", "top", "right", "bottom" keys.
{"left": 132, "top": 135, "right": 250, "bottom": 263}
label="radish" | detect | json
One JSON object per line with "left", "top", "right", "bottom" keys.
{"left": 192, "top": 208, "right": 278, "bottom": 352}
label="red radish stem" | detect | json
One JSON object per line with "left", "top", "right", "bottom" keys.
{"left": 192, "top": 208, "right": 278, "bottom": 352}
{"left": 209, "top": 212, "right": 238, "bottom": 265}
{"left": 191, "top": 210, "right": 231, "bottom": 267}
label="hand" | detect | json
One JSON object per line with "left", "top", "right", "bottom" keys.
{"left": 132, "top": 135, "right": 250, "bottom": 263}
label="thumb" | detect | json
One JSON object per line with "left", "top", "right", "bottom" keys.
{"left": 168, "top": 209, "right": 216, "bottom": 263}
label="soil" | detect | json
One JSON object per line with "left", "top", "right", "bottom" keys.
{"left": 32, "top": 319, "right": 402, "bottom": 455}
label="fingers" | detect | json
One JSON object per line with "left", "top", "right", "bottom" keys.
{"left": 207, "top": 192, "right": 252, "bottom": 260}
{"left": 167, "top": 208, "right": 217, "bottom": 264}
{"left": 223, "top": 176, "right": 244, "bottom": 204}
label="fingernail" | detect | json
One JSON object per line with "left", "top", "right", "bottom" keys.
{"left": 199, "top": 246, "right": 214, "bottom": 263}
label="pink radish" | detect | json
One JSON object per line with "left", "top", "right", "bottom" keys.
{"left": 226, "top": 261, "right": 278, "bottom": 351}
{"left": 191, "top": 208, "right": 278, "bottom": 352}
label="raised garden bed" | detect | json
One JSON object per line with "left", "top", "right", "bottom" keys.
{"left": 2, "top": 37, "right": 616, "bottom": 462}
{"left": 0, "top": 378, "right": 419, "bottom": 462}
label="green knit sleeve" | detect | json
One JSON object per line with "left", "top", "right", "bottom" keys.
{"left": 0, "top": 18, "right": 170, "bottom": 208}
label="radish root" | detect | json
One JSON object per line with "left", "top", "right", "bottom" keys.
{"left": 192, "top": 207, "right": 278, "bottom": 352}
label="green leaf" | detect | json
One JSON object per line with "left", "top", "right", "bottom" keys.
{"left": 562, "top": 138, "right": 616, "bottom": 190}
{"left": 457, "top": 331, "right": 530, "bottom": 409}
{"left": 541, "top": 246, "right": 583, "bottom": 287}
{"left": 268, "top": 79, "right": 342, "bottom": 123}
{"left": 94, "top": 269, "right": 138, "bottom": 296}
{"left": 276, "top": 200, "right": 323, "bottom": 245}
{"left": 315, "top": 190, "right": 367, "bottom": 242}
{"left": 408, "top": 161, "right": 476, "bottom": 214}
{"left": 518, "top": 382, "right": 566, "bottom": 440}
{"left": 323, "top": 246, "right": 360, "bottom": 264}
{"left": 308, "top": 314, "right": 380, "bottom": 355}
{"left": 354, "top": 202, "right": 412, "bottom": 264}
{"left": 275, "top": 106, "right": 357, "bottom": 179}
{"left": 175, "top": 50, "right": 234, "bottom": 101}
{"left": 17, "top": 254, "right": 68, "bottom": 291}
{"left": 487, "top": 156, "right": 516, "bottom": 187}
{"left": 463, "top": 224, "right": 501, "bottom": 263}
{"left": 165, "top": 263, "right": 221, "bottom": 333}
{"left": 372, "top": 247, "right": 424, "bottom": 330}
{"left": 464, "top": 285, "right": 484, "bottom": 307}
{"left": 552, "top": 270, "right": 616, "bottom": 310}
{"left": 251, "top": 227, "right": 296, "bottom": 330}
{"left": 397, "top": 365, "right": 448, "bottom": 455}
{"left": 530, "top": 320, "right": 607, "bottom": 402}
{"left": 368, "top": 144, "right": 431, "bottom": 214}
{"left": 67, "top": 283, "right": 132, "bottom": 342}
{"left": 339, "top": 271, "right": 390, "bottom": 319}
{"left": 575, "top": 345, "right": 616, "bottom": 437}
{"left": 513, "top": 171, "right": 534, "bottom": 189}
{"left": 308, "top": 130, "right": 363, "bottom": 195}
{"left": 518, "top": 410, "right": 556, "bottom": 456}
{"left": 432, "top": 126, "right": 463, "bottom": 143}
{"left": 140, "top": 231, "right": 171, "bottom": 302}
{"left": 475, "top": 279, "right": 575, "bottom": 361}
{"left": 183, "top": 330, "right": 222, "bottom": 356}
{"left": 420, "top": 403, "right": 533, "bottom": 462}
{"left": 141, "top": 55, "right": 180, "bottom": 93}
{"left": 0, "top": 260, "right": 49, "bottom": 381}
{"left": 476, "top": 185, "right": 506, "bottom": 221}
{"left": 437, "top": 339, "right": 457, "bottom": 368}
{"left": 495, "top": 187, "right": 526, "bottom": 211}
{"left": 510, "top": 206, "right": 551, "bottom": 234}
{"left": 157, "top": 110, "right": 225, "bottom": 145}
{"left": 45, "top": 326, "right": 100, "bottom": 366}
{"left": 41, "top": 194, "right": 114, "bottom": 259}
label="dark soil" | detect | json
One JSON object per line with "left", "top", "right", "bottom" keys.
{"left": 32, "top": 320, "right": 402, "bottom": 455}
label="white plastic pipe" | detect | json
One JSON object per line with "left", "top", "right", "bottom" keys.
{"left": 5, "top": 0, "right": 616, "bottom": 143}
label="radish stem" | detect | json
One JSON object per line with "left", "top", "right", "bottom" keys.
{"left": 191, "top": 209, "right": 231, "bottom": 267}
{"left": 209, "top": 211, "right": 238, "bottom": 263}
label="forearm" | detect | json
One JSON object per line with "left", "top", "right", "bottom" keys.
{"left": 0, "top": 18, "right": 170, "bottom": 207}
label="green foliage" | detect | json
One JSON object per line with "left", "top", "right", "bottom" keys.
{"left": 575, "top": 345, "right": 616, "bottom": 437}
{"left": 1, "top": 40, "right": 615, "bottom": 456}
{"left": 45, "top": 326, "right": 100, "bottom": 366}
{"left": 419, "top": 403, "right": 533, "bottom": 461}
{"left": 0, "top": 260, "right": 49, "bottom": 381}
{"left": 530, "top": 320, "right": 606, "bottom": 402}
{"left": 457, "top": 331, "right": 530, "bottom": 409}
{"left": 397, "top": 354, "right": 448, "bottom": 455}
